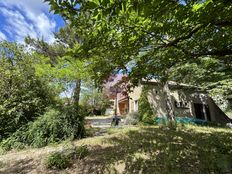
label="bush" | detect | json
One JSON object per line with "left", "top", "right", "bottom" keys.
{"left": 142, "top": 114, "right": 155, "bottom": 125}
{"left": 44, "top": 145, "right": 89, "bottom": 169}
{"left": 75, "top": 145, "right": 89, "bottom": 159}
{"left": 0, "top": 126, "right": 29, "bottom": 152}
{"left": 44, "top": 151, "right": 71, "bottom": 169}
{"left": 138, "top": 86, "right": 154, "bottom": 124}
{"left": 0, "top": 42, "right": 56, "bottom": 140}
{"left": 0, "top": 107, "right": 85, "bottom": 152}
{"left": 124, "top": 112, "right": 140, "bottom": 125}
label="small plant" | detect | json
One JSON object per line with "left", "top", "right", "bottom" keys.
{"left": 44, "top": 151, "right": 71, "bottom": 169}
{"left": 0, "top": 161, "right": 5, "bottom": 168}
{"left": 124, "top": 112, "right": 140, "bottom": 125}
{"left": 75, "top": 145, "right": 89, "bottom": 159}
{"left": 44, "top": 145, "right": 89, "bottom": 170}
{"left": 157, "top": 117, "right": 178, "bottom": 130}
{"left": 142, "top": 114, "right": 155, "bottom": 125}
{"left": 167, "top": 120, "right": 177, "bottom": 130}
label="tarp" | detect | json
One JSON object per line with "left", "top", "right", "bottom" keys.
{"left": 154, "top": 117, "right": 207, "bottom": 125}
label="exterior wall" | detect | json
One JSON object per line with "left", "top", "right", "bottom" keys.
{"left": 147, "top": 87, "right": 201, "bottom": 118}
{"left": 206, "top": 97, "right": 231, "bottom": 123}
{"left": 147, "top": 85, "right": 167, "bottom": 117}
{"left": 107, "top": 79, "right": 230, "bottom": 123}
{"left": 128, "top": 85, "right": 142, "bottom": 113}
{"left": 128, "top": 84, "right": 230, "bottom": 123}
{"left": 168, "top": 89, "right": 193, "bottom": 118}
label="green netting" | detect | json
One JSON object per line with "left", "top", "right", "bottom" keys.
{"left": 154, "top": 117, "right": 207, "bottom": 125}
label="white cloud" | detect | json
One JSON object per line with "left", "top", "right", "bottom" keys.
{"left": 0, "top": 31, "right": 7, "bottom": 41}
{"left": 0, "top": 0, "right": 50, "bottom": 17}
{"left": 0, "top": 0, "right": 57, "bottom": 43}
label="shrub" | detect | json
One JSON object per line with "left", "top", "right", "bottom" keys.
{"left": 44, "top": 145, "right": 89, "bottom": 170}
{"left": 142, "top": 114, "right": 155, "bottom": 125}
{"left": 75, "top": 145, "right": 89, "bottom": 159}
{"left": 0, "top": 42, "right": 56, "bottom": 140}
{"left": 44, "top": 151, "right": 71, "bottom": 169}
{"left": 124, "top": 112, "right": 140, "bottom": 125}
{"left": 0, "top": 107, "right": 85, "bottom": 152}
{"left": 0, "top": 126, "right": 28, "bottom": 152}
{"left": 138, "top": 86, "right": 154, "bottom": 124}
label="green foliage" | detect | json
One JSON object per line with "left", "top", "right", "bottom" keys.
{"left": 124, "top": 112, "right": 140, "bottom": 125}
{"left": 170, "top": 57, "right": 232, "bottom": 100}
{"left": 138, "top": 86, "right": 154, "bottom": 124}
{"left": 45, "top": 0, "right": 232, "bottom": 97}
{"left": 26, "top": 26, "right": 94, "bottom": 109}
{"left": 80, "top": 81, "right": 111, "bottom": 115}
{"left": 75, "top": 145, "right": 89, "bottom": 159}
{"left": 0, "top": 41, "right": 56, "bottom": 140}
{"left": 44, "top": 151, "right": 71, "bottom": 169}
{"left": 44, "top": 145, "right": 89, "bottom": 169}
{"left": 0, "top": 107, "right": 85, "bottom": 152}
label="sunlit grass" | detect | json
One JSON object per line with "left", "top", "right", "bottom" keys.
{"left": 1, "top": 124, "right": 232, "bottom": 174}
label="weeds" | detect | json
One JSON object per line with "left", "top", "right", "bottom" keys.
{"left": 75, "top": 145, "right": 89, "bottom": 159}
{"left": 44, "top": 145, "right": 89, "bottom": 170}
{"left": 44, "top": 151, "right": 71, "bottom": 169}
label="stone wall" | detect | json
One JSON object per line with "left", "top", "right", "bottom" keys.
{"left": 127, "top": 83, "right": 230, "bottom": 123}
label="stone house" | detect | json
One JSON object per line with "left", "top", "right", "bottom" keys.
{"left": 113, "top": 80, "right": 230, "bottom": 124}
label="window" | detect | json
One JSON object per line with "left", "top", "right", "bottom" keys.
{"left": 134, "top": 100, "right": 139, "bottom": 111}
{"left": 175, "top": 100, "right": 189, "bottom": 108}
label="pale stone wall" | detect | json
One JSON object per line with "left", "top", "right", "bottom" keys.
{"left": 147, "top": 88, "right": 197, "bottom": 118}
{"left": 127, "top": 83, "right": 230, "bottom": 123}
{"left": 170, "top": 89, "right": 193, "bottom": 118}
{"left": 206, "top": 97, "right": 230, "bottom": 123}
{"left": 128, "top": 85, "right": 142, "bottom": 113}
{"left": 147, "top": 85, "right": 167, "bottom": 117}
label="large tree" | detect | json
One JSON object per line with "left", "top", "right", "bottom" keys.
{"left": 25, "top": 25, "right": 85, "bottom": 108}
{"left": 45, "top": 0, "right": 232, "bottom": 119}
{"left": 0, "top": 41, "right": 55, "bottom": 139}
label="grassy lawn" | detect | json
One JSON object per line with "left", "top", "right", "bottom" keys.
{"left": 0, "top": 125, "right": 232, "bottom": 174}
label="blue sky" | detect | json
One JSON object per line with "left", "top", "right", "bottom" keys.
{"left": 0, "top": 0, "right": 65, "bottom": 43}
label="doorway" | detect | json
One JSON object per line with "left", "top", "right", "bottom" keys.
{"left": 193, "top": 103, "right": 211, "bottom": 121}
{"left": 194, "top": 103, "right": 205, "bottom": 120}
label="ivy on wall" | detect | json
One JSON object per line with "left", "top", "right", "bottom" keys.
{"left": 138, "top": 85, "right": 154, "bottom": 124}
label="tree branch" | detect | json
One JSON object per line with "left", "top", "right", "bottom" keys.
{"left": 195, "top": 49, "right": 232, "bottom": 57}
{"left": 212, "top": 20, "right": 232, "bottom": 27}
{"left": 162, "top": 24, "right": 206, "bottom": 48}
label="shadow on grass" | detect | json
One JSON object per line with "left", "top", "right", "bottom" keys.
{"left": 79, "top": 126, "right": 232, "bottom": 174}
{"left": 0, "top": 158, "right": 36, "bottom": 174}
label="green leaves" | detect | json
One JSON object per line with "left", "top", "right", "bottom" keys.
{"left": 44, "top": 0, "right": 232, "bottom": 99}
{"left": 0, "top": 41, "right": 56, "bottom": 140}
{"left": 87, "top": 0, "right": 100, "bottom": 9}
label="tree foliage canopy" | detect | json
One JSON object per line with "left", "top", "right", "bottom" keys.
{"left": 44, "top": 0, "right": 232, "bottom": 104}
{"left": 0, "top": 41, "right": 56, "bottom": 139}
{"left": 46, "top": 0, "right": 231, "bottom": 81}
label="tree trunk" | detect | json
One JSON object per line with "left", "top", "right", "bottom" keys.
{"left": 73, "top": 79, "right": 81, "bottom": 108}
{"left": 163, "top": 82, "right": 175, "bottom": 120}
{"left": 73, "top": 79, "right": 86, "bottom": 138}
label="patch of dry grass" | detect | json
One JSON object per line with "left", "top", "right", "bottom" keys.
{"left": 1, "top": 125, "right": 232, "bottom": 174}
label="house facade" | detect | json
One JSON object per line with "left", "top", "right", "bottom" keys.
{"left": 112, "top": 80, "right": 230, "bottom": 124}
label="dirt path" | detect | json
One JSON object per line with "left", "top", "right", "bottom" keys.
{"left": 86, "top": 116, "right": 124, "bottom": 136}
{"left": 86, "top": 116, "right": 113, "bottom": 128}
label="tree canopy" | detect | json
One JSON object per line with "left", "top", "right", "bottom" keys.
{"left": 0, "top": 41, "right": 56, "bottom": 139}
{"left": 45, "top": 0, "right": 232, "bottom": 84}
